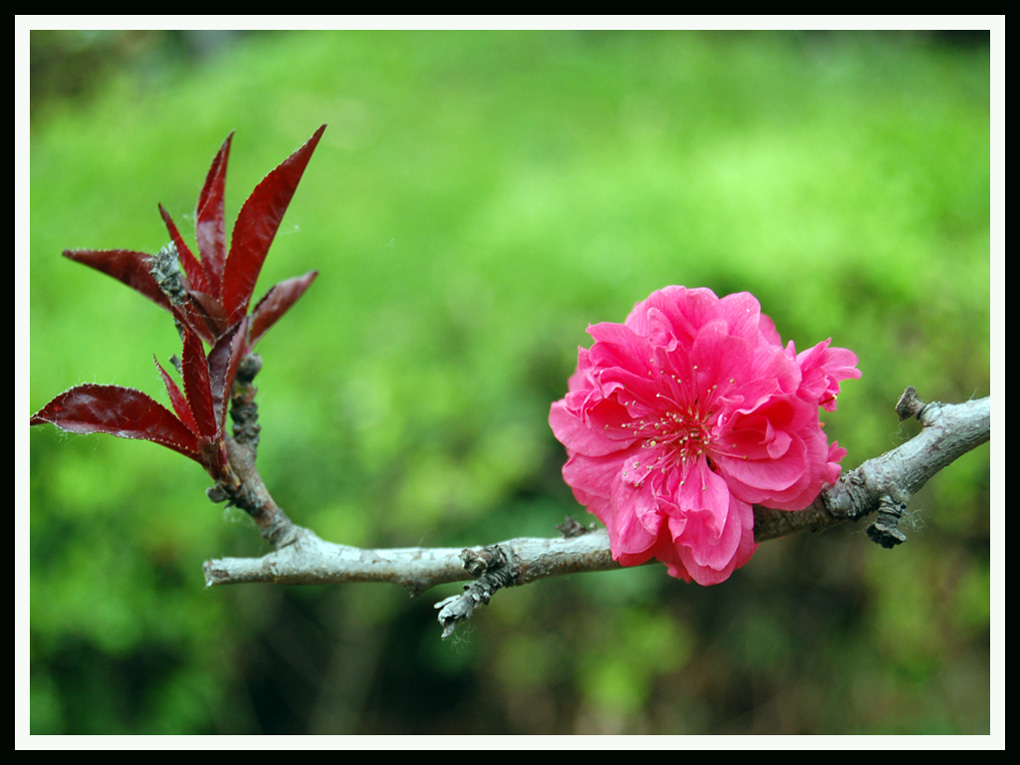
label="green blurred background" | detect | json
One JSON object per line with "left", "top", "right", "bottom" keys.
{"left": 28, "top": 29, "right": 991, "bottom": 735}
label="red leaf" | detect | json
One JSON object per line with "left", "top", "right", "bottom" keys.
{"left": 66, "top": 247, "right": 217, "bottom": 342}
{"left": 171, "top": 295, "right": 222, "bottom": 346}
{"left": 185, "top": 289, "right": 230, "bottom": 341}
{"left": 154, "top": 356, "right": 198, "bottom": 434}
{"left": 249, "top": 271, "right": 318, "bottom": 347}
{"left": 30, "top": 384, "right": 200, "bottom": 462}
{"left": 197, "top": 439, "right": 228, "bottom": 478}
{"left": 159, "top": 204, "right": 209, "bottom": 295}
{"left": 181, "top": 329, "right": 219, "bottom": 439}
{"left": 207, "top": 317, "right": 248, "bottom": 429}
{"left": 196, "top": 132, "right": 233, "bottom": 295}
{"left": 222, "top": 125, "right": 326, "bottom": 326}
{"left": 63, "top": 249, "right": 170, "bottom": 310}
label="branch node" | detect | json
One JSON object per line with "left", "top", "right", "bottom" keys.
{"left": 866, "top": 495, "right": 908, "bottom": 548}
{"left": 460, "top": 546, "right": 498, "bottom": 578}
{"left": 230, "top": 353, "right": 263, "bottom": 451}
{"left": 236, "top": 353, "right": 263, "bottom": 386}
{"left": 556, "top": 515, "right": 596, "bottom": 538}
{"left": 436, "top": 545, "right": 521, "bottom": 640}
{"left": 895, "top": 385, "right": 926, "bottom": 421}
{"left": 206, "top": 484, "right": 230, "bottom": 504}
{"left": 148, "top": 242, "right": 187, "bottom": 307}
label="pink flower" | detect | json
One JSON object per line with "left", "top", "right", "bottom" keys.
{"left": 549, "top": 286, "right": 860, "bottom": 585}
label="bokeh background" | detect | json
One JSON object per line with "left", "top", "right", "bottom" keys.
{"left": 28, "top": 29, "right": 992, "bottom": 735}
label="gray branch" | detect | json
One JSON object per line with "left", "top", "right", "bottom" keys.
{"left": 203, "top": 523, "right": 617, "bottom": 597}
{"left": 202, "top": 388, "right": 990, "bottom": 639}
{"left": 750, "top": 388, "right": 990, "bottom": 542}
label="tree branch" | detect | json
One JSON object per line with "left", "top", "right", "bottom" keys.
{"left": 202, "top": 387, "right": 990, "bottom": 639}
{"left": 204, "top": 352, "right": 301, "bottom": 548}
{"left": 750, "top": 388, "right": 990, "bottom": 543}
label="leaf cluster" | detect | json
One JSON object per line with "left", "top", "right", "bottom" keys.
{"left": 31, "top": 127, "right": 326, "bottom": 481}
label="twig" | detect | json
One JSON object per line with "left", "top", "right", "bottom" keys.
{"left": 751, "top": 389, "right": 990, "bottom": 542}
{"left": 205, "top": 352, "right": 300, "bottom": 549}
{"left": 202, "top": 388, "right": 990, "bottom": 639}
{"left": 203, "top": 525, "right": 616, "bottom": 596}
